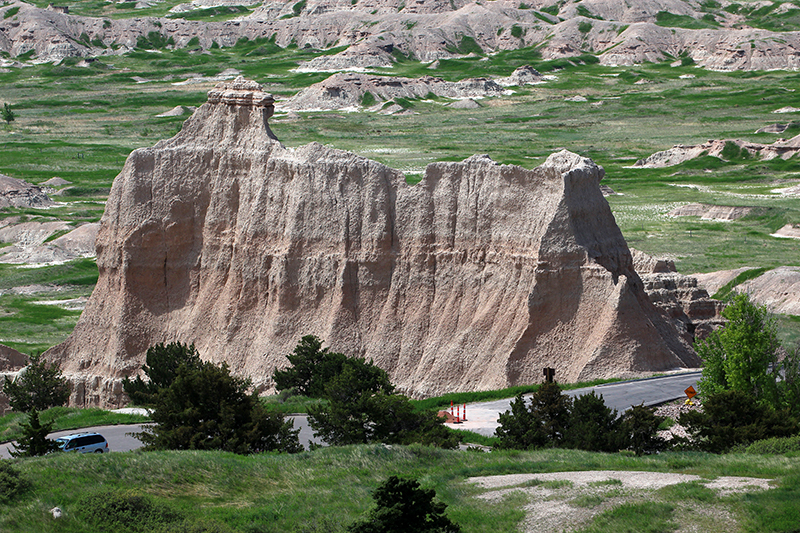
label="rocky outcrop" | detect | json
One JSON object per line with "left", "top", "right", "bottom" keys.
{"left": 738, "top": 266, "right": 800, "bottom": 316}
{"left": 632, "top": 249, "right": 723, "bottom": 341}
{"left": 668, "top": 203, "right": 753, "bottom": 221}
{"left": 3, "top": 0, "right": 800, "bottom": 70}
{"left": 0, "top": 220, "right": 100, "bottom": 265}
{"left": 634, "top": 135, "right": 800, "bottom": 168}
{"left": 46, "top": 77, "right": 698, "bottom": 408}
{"left": 0, "top": 174, "right": 53, "bottom": 209}
{"left": 278, "top": 72, "right": 507, "bottom": 111}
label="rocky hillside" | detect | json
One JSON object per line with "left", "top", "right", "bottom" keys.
{"left": 45, "top": 77, "right": 701, "bottom": 408}
{"left": 2, "top": 0, "right": 800, "bottom": 69}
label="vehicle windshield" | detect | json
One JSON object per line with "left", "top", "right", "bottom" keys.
{"left": 55, "top": 438, "right": 68, "bottom": 450}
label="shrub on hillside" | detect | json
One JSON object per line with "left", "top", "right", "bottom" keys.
{"left": 618, "top": 404, "right": 667, "bottom": 456}
{"left": 308, "top": 365, "right": 457, "bottom": 448}
{"left": 745, "top": 435, "right": 800, "bottom": 455}
{"left": 563, "top": 391, "right": 625, "bottom": 452}
{"left": 348, "top": 476, "right": 462, "bottom": 533}
{"left": 678, "top": 389, "right": 798, "bottom": 453}
{"left": 78, "top": 490, "right": 183, "bottom": 533}
{"left": 273, "top": 335, "right": 393, "bottom": 398}
{"left": 0, "top": 461, "right": 29, "bottom": 503}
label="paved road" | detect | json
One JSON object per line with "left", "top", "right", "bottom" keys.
{"left": 0, "top": 416, "right": 321, "bottom": 458}
{"left": 444, "top": 371, "right": 701, "bottom": 437}
{"left": 1, "top": 373, "right": 699, "bottom": 455}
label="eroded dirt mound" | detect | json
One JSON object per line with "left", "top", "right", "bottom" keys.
{"left": 46, "top": 77, "right": 697, "bottom": 408}
{"left": 0, "top": 174, "right": 54, "bottom": 209}
{"left": 634, "top": 135, "right": 800, "bottom": 168}
{"left": 279, "top": 72, "right": 507, "bottom": 111}
{"left": 0, "top": 221, "right": 100, "bottom": 265}
{"left": 739, "top": 266, "right": 800, "bottom": 316}
{"left": 668, "top": 203, "right": 754, "bottom": 221}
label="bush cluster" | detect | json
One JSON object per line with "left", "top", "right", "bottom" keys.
{"left": 127, "top": 342, "right": 300, "bottom": 454}
{"left": 0, "top": 462, "right": 29, "bottom": 503}
{"left": 495, "top": 382, "right": 665, "bottom": 455}
{"left": 77, "top": 490, "right": 236, "bottom": 533}
{"left": 275, "top": 336, "right": 457, "bottom": 448}
{"left": 678, "top": 389, "right": 798, "bottom": 453}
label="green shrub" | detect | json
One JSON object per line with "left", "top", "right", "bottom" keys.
{"left": 77, "top": 490, "right": 183, "bottom": 533}
{"left": 495, "top": 383, "right": 571, "bottom": 450}
{"left": 0, "top": 461, "right": 29, "bottom": 503}
{"left": 3, "top": 6, "right": 20, "bottom": 19}
{"left": 510, "top": 25, "right": 524, "bottom": 39}
{"left": 563, "top": 391, "right": 624, "bottom": 452}
{"left": 745, "top": 435, "right": 800, "bottom": 455}
{"left": 348, "top": 476, "right": 462, "bottom": 533}
{"left": 619, "top": 404, "right": 667, "bottom": 456}
{"left": 137, "top": 358, "right": 301, "bottom": 454}
{"left": 678, "top": 390, "right": 798, "bottom": 453}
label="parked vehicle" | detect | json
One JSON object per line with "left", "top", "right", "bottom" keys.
{"left": 55, "top": 433, "right": 109, "bottom": 453}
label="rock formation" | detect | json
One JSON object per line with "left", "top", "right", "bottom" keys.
{"left": 668, "top": 203, "right": 753, "bottom": 221}
{"left": 632, "top": 249, "right": 723, "bottom": 341}
{"left": 0, "top": 174, "right": 53, "bottom": 209}
{"left": 278, "top": 72, "right": 508, "bottom": 111}
{"left": 634, "top": 135, "right": 800, "bottom": 168}
{"left": 46, "top": 76, "right": 699, "bottom": 408}
{"left": 0, "top": 219, "right": 100, "bottom": 265}
{"left": 3, "top": 0, "right": 800, "bottom": 70}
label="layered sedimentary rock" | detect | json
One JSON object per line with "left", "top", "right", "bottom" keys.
{"left": 632, "top": 250, "right": 723, "bottom": 341}
{"left": 0, "top": 174, "right": 53, "bottom": 209}
{"left": 3, "top": 0, "right": 800, "bottom": 71}
{"left": 46, "top": 77, "right": 698, "bottom": 407}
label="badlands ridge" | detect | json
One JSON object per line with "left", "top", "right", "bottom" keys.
{"left": 42, "top": 77, "right": 708, "bottom": 407}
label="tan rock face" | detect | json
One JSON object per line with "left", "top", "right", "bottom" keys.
{"left": 46, "top": 77, "right": 697, "bottom": 407}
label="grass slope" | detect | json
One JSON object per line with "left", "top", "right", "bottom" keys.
{"left": 1, "top": 445, "right": 798, "bottom": 532}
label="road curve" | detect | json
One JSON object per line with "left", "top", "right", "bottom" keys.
{"left": 444, "top": 371, "right": 702, "bottom": 437}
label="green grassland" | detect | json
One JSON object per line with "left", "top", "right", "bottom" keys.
{"left": 1, "top": 444, "right": 798, "bottom": 532}
{"left": 1, "top": 39, "right": 800, "bottom": 353}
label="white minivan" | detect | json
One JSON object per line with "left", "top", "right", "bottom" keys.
{"left": 55, "top": 433, "right": 110, "bottom": 453}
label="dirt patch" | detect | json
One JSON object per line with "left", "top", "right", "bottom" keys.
{"left": 469, "top": 470, "right": 772, "bottom": 532}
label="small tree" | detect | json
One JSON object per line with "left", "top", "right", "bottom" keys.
{"left": 696, "top": 293, "right": 781, "bottom": 407}
{"left": 1, "top": 103, "right": 14, "bottom": 125}
{"left": 563, "top": 391, "right": 623, "bottom": 452}
{"left": 619, "top": 404, "right": 666, "bottom": 456}
{"left": 122, "top": 341, "right": 201, "bottom": 405}
{"left": 2, "top": 352, "right": 70, "bottom": 412}
{"left": 308, "top": 365, "right": 455, "bottom": 448}
{"left": 495, "top": 382, "right": 572, "bottom": 450}
{"left": 11, "top": 410, "right": 60, "bottom": 457}
{"left": 136, "top": 360, "right": 300, "bottom": 454}
{"left": 273, "top": 335, "right": 368, "bottom": 398}
{"left": 0, "top": 461, "right": 29, "bottom": 503}
{"left": 348, "top": 476, "right": 462, "bottom": 533}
